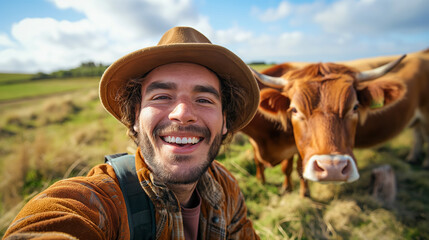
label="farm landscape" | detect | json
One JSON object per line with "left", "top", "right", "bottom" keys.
{"left": 0, "top": 64, "right": 428, "bottom": 239}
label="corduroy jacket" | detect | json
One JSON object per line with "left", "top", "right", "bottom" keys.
{"left": 3, "top": 148, "right": 259, "bottom": 240}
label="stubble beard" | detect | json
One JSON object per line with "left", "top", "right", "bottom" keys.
{"left": 137, "top": 124, "right": 224, "bottom": 185}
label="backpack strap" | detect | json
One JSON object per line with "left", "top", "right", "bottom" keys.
{"left": 105, "top": 153, "right": 156, "bottom": 240}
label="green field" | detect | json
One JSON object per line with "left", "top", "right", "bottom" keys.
{"left": 0, "top": 75, "right": 99, "bottom": 101}
{"left": 0, "top": 71, "right": 428, "bottom": 239}
{"left": 0, "top": 73, "right": 34, "bottom": 84}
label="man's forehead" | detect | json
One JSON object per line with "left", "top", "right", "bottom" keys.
{"left": 148, "top": 62, "right": 218, "bottom": 78}
{"left": 142, "top": 63, "right": 221, "bottom": 90}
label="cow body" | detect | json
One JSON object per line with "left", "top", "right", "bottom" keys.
{"left": 242, "top": 49, "right": 429, "bottom": 197}
{"left": 354, "top": 50, "right": 429, "bottom": 166}
{"left": 241, "top": 80, "right": 304, "bottom": 195}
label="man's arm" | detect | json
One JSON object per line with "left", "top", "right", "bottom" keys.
{"left": 3, "top": 165, "right": 129, "bottom": 240}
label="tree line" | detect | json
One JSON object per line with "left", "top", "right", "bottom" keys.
{"left": 32, "top": 61, "right": 109, "bottom": 80}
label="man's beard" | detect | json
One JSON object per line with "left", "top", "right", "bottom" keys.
{"left": 137, "top": 123, "right": 224, "bottom": 185}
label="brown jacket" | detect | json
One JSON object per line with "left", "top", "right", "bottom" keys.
{"left": 3, "top": 149, "right": 259, "bottom": 240}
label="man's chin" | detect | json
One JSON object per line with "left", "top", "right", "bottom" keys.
{"left": 165, "top": 177, "right": 201, "bottom": 185}
{"left": 164, "top": 163, "right": 211, "bottom": 185}
{"left": 138, "top": 129, "right": 223, "bottom": 184}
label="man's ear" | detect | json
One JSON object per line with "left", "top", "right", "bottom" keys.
{"left": 357, "top": 78, "right": 406, "bottom": 124}
{"left": 133, "top": 105, "right": 141, "bottom": 132}
{"left": 222, "top": 114, "right": 228, "bottom": 135}
{"left": 259, "top": 88, "right": 291, "bottom": 118}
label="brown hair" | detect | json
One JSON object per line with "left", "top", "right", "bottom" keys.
{"left": 115, "top": 69, "right": 247, "bottom": 144}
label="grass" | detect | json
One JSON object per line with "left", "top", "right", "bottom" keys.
{"left": 249, "top": 64, "right": 275, "bottom": 72}
{"left": 0, "top": 73, "right": 34, "bottom": 84}
{"left": 0, "top": 77, "right": 99, "bottom": 101}
{"left": 0, "top": 69, "right": 428, "bottom": 239}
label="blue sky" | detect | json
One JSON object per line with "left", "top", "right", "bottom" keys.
{"left": 0, "top": 0, "right": 428, "bottom": 73}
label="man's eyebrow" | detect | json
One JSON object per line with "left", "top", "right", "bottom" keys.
{"left": 194, "top": 85, "right": 220, "bottom": 99}
{"left": 145, "top": 81, "right": 177, "bottom": 94}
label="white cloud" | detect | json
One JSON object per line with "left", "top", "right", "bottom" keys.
{"left": 233, "top": 28, "right": 427, "bottom": 65}
{"left": 213, "top": 26, "right": 253, "bottom": 45}
{"left": 0, "top": 33, "right": 14, "bottom": 47}
{"left": 0, "top": 0, "right": 212, "bottom": 73}
{"left": 0, "top": 18, "right": 115, "bottom": 73}
{"left": 12, "top": 18, "right": 102, "bottom": 49}
{"left": 49, "top": 0, "right": 208, "bottom": 41}
{"left": 252, "top": 1, "right": 292, "bottom": 22}
{"left": 314, "top": 0, "right": 429, "bottom": 35}
{"left": 240, "top": 0, "right": 428, "bottom": 64}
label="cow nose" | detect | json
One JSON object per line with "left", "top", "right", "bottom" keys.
{"left": 303, "top": 154, "right": 360, "bottom": 182}
{"left": 314, "top": 157, "right": 349, "bottom": 179}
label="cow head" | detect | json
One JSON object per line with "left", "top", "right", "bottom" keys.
{"left": 252, "top": 55, "right": 406, "bottom": 183}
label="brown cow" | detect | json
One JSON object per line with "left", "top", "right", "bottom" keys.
{"left": 241, "top": 75, "right": 305, "bottom": 195}
{"left": 242, "top": 49, "right": 429, "bottom": 197}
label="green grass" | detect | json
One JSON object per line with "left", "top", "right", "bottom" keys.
{"left": 0, "top": 73, "right": 34, "bottom": 84}
{"left": 248, "top": 64, "right": 275, "bottom": 72}
{"left": 0, "top": 77, "right": 99, "bottom": 101}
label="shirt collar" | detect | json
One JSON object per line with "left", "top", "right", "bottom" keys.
{"left": 134, "top": 147, "right": 224, "bottom": 208}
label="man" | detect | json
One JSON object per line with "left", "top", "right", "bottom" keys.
{"left": 4, "top": 26, "right": 260, "bottom": 239}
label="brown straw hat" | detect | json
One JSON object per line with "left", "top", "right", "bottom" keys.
{"left": 99, "top": 26, "right": 259, "bottom": 132}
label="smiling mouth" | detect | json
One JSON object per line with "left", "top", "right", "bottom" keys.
{"left": 161, "top": 136, "right": 203, "bottom": 146}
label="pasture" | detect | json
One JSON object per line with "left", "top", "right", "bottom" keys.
{"left": 0, "top": 71, "right": 428, "bottom": 239}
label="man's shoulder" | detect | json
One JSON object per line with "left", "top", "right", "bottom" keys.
{"left": 50, "top": 163, "right": 120, "bottom": 192}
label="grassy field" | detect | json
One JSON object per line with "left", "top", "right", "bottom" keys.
{"left": 0, "top": 73, "right": 34, "bottom": 84}
{"left": 0, "top": 71, "right": 428, "bottom": 239}
{"left": 0, "top": 74, "right": 99, "bottom": 102}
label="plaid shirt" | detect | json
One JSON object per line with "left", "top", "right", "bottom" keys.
{"left": 4, "top": 148, "right": 259, "bottom": 240}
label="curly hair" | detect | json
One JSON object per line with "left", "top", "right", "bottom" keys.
{"left": 115, "top": 68, "right": 247, "bottom": 145}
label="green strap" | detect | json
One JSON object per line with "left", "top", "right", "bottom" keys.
{"left": 105, "top": 154, "right": 155, "bottom": 240}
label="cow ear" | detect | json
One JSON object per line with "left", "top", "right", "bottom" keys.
{"left": 356, "top": 78, "right": 406, "bottom": 124}
{"left": 259, "top": 88, "right": 291, "bottom": 117}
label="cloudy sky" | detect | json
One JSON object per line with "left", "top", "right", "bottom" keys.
{"left": 0, "top": 0, "right": 428, "bottom": 73}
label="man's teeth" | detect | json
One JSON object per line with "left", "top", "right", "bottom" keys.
{"left": 164, "top": 136, "right": 201, "bottom": 144}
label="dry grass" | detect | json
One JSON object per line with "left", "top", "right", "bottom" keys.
{"left": 38, "top": 98, "right": 81, "bottom": 125}
{"left": 324, "top": 200, "right": 363, "bottom": 239}
{"left": 71, "top": 122, "right": 109, "bottom": 146}
{"left": 0, "top": 143, "right": 30, "bottom": 209}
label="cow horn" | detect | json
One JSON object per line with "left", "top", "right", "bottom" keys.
{"left": 248, "top": 67, "right": 288, "bottom": 87}
{"left": 356, "top": 54, "right": 406, "bottom": 81}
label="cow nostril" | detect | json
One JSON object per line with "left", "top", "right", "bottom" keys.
{"left": 314, "top": 160, "right": 324, "bottom": 172}
{"left": 341, "top": 161, "right": 350, "bottom": 175}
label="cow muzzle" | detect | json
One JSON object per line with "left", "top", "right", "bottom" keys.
{"left": 303, "top": 154, "right": 359, "bottom": 183}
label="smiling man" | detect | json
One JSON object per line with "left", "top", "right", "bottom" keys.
{"left": 4, "top": 27, "right": 260, "bottom": 240}
{"left": 136, "top": 63, "right": 227, "bottom": 187}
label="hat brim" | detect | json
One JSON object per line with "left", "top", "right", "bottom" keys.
{"left": 99, "top": 43, "right": 259, "bottom": 132}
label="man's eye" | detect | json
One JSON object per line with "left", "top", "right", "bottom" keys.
{"left": 196, "top": 98, "right": 212, "bottom": 104}
{"left": 153, "top": 95, "right": 170, "bottom": 100}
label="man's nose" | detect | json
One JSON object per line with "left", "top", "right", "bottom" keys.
{"left": 168, "top": 100, "right": 197, "bottom": 124}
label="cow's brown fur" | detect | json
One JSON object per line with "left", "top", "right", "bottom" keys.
{"left": 241, "top": 49, "right": 429, "bottom": 197}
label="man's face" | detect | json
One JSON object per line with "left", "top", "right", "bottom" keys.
{"left": 134, "top": 62, "right": 228, "bottom": 184}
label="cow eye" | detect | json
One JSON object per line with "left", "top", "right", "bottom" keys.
{"left": 289, "top": 107, "right": 298, "bottom": 114}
